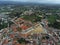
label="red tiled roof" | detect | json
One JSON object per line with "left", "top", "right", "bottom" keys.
{"left": 19, "top": 18, "right": 24, "bottom": 20}
{"left": 10, "top": 34, "right": 14, "bottom": 38}
{"left": 3, "top": 39, "right": 8, "bottom": 44}
{"left": 20, "top": 25, "right": 28, "bottom": 30}
{"left": 11, "top": 26, "right": 17, "bottom": 32}
{"left": 15, "top": 43, "right": 21, "bottom": 45}
{"left": 16, "top": 22, "right": 20, "bottom": 24}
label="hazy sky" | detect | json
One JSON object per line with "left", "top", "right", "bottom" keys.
{"left": 0, "top": 0, "right": 60, "bottom": 4}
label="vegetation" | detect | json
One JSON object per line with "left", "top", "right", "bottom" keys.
{"left": 47, "top": 15, "right": 56, "bottom": 24}
{"left": 52, "top": 22, "right": 60, "bottom": 29}
{"left": 0, "top": 5, "right": 60, "bottom": 29}
{"left": 8, "top": 11, "right": 22, "bottom": 18}
{"left": 47, "top": 15, "right": 60, "bottom": 29}
{"left": 23, "top": 15, "right": 42, "bottom": 23}
{"left": 0, "top": 22, "right": 8, "bottom": 30}
{"left": 17, "top": 38, "right": 26, "bottom": 44}
{"left": 17, "top": 27, "right": 22, "bottom": 32}
{"left": 8, "top": 21, "right": 14, "bottom": 27}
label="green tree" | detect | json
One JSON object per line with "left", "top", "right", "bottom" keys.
{"left": 17, "top": 27, "right": 22, "bottom": 32}
{"left": 17, "top": 38, "right": 26, "bottom": 44}
{"left": 48, "top": 15, "right": 56, "bottom": 24}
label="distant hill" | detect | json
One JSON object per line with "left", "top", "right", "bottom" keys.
{"left": 0, "top": 1, "right": 60, "bottom": 8}
{"left": 0, "top": 1, "right": 21, "bottom": 5}
{"left": 0, "top": 1, "right": 39, "bottom": 5}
